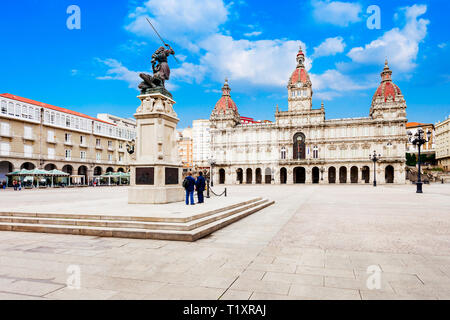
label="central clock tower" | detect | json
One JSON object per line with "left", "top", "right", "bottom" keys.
{"left": 287, "top": 47, "right": 313, "bottom": 112}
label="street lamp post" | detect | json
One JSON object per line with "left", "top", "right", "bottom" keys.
{"left": 369, "top": 151, "right": 381, "bottom": 187}
{"left": 208, "top": 158, "right": 216, "bottom": 187}
{"left": 408, "top": 128, "right": 431, "bottom": 194}
{"left": 320, "top": 167, "right": 324, "bottom": 181}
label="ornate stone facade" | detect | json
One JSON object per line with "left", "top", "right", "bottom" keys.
{"left": 209, "top": 49, "right": 408, "bottom": 185}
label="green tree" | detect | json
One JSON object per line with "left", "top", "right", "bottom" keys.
{"left": 406, "top": 153, "right": 417, "bottom": 166}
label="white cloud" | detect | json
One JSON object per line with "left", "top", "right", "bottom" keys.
{"left": 197, "top": 34, "right": 310, "bottom": 88}
{"left": 310, "top": 69, "right": 375, "bottom": 93}
{"left": 171, "top": 62, "right": 207, "bottom": 84}
{"left": 347, "top": 5, "right": 429, "bottom": 72}
{"left": 314, "top": 91, "right": 343, "bottom": 101}
{"left": 244, "top": 31, "right": 262, "bottom": 37}
{"left": 125, "top": 0, "right": 229, "bottom": 52}
{"left": 96, "top": 59, "right": 141, "bottom": 88}
{"left": 438, "top": 42, "right": 447, "bottom": 49}
{"left": 313, "top": 36, "right": 346, "bottom": 58}
{"left": 102, "top": 0, "right": 370, "bottom": 100}
{"left": 120, "top": 0, "right": 310, "bottom": 90}
{"left": 96, "top": 58, "right": 204, "bottom": 91}
{"left": 311, "top": 0, "right": 362, "bottom": 27}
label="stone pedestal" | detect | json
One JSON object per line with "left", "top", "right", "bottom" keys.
{"left": 128, "top": 93, "right": 184, "bottom": 204}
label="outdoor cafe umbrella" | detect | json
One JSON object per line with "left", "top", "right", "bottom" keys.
{"left": 116, "top": 172, "right": 130, "bottom": 185}
{"left": 6, "top": 169, "right": 33, "bottom": 176}
{"left": 100, "top": 172, "right": 130, "bottom": 185}
{"left": 101, "top": 172, "right": 115, "bottom": 186}
{"left": 47, "top": 169, "right": 70, "bottom": 176}
{"left": 7, "top": 169, "right": 48, "bottom": 188}
{"left": 47, "top": 169, "right": 69, "bottom": 187}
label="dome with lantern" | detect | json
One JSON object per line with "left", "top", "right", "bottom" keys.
{"left": 372, "top": 59, "right": 403, "bottom": 104}
{"left": 212, "top": 79, "right": 239, "bottom": 115}
{"left": 210, "top": 79, "right": 241, "bottom": 128}
{"left": 287, "top": 47, "right": 313, "bottom": 111}
{"left": 288, "top": 47, "right": 311, "bottom": 87}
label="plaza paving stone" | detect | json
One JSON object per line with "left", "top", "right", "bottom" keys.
{"left": 0, "top": 184, "right": 449, "bottom": 300}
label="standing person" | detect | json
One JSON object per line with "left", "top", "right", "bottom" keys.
{"left": 182, "top": 172, "right": 196, "bottom": 205}
{"left": 195, "top": 172, "right": 206, "bottom": 204}
{"left": 13, "top": 180, "right": 17, "bottom": 191}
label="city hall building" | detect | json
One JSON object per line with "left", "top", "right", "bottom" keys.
{"left": 209, "top": 49, "right": 408, "bottom": 185}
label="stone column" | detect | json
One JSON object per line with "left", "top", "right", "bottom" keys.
{"left": 273, "top": 167, "right": 279, "bottom": 185}
{"left": 346, "top": 166, "right": 351, "bottom": 184}
{"left": 287, "top": 168, "right": 294, "bottom": 185}
{"left": 320, "top": 169, "right": 327, "bottom": 184}
{"left": 128, "top": 93, "right": 184, "bottom": 204}
{"left": 306, "top": 167, "right": 312, "bottom": 184}
{"left": 87, "top": 168, "right": 94, "bottom": 186}
{"left": 230, "top": 168, "right": 236, "bottom": 185}
{"left": 213, "top": 167, "right": 220, "bottom": 186}
{"left": 359, "top": 167, "right": 365, "bottom": 184}
{"left": 375, "top": 166, "right": 382, "bottom": 185}
{"left": 397, "top": 163, "right": 406, "bottom": 184}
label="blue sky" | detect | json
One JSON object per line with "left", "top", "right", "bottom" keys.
{"left": 0, "top": 0, "right": 449, "bottom": 128}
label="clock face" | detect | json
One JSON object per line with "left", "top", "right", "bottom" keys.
{"left": 297, "top": 83, "right": 302, "bottom": 88}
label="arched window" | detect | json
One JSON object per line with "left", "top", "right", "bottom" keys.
{"left": 385, "top": 165, "right": 394, "bottom": 183}
{"left": 313, "top": 146, "right": 319, "bottom": 159}
{"left": 219, "top": 169, "right": 226, "bottom": 184}
{"left": 281, "top": 147, "right": 286, "bottom": 160}
{"left": 386, "top": 142, "right": 393, "bottom": 156}
{"left": 293, "top": 133, "right": 306, "bottom": 160}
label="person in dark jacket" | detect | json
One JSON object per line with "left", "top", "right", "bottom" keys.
{"left": 195, "top": 171, "right": 206, "bottom": 204}
{"left": 184, "top": 172, "right": 196, "bottom": 205}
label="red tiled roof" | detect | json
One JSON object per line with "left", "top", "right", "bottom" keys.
{"left": 0, "top": 93, "right": 114, "bottom": 125}
{"left": 406, "top": 122, "right": 423, "bottom": 128}
{"left": 406, "top": 122, "right": 435, "bottom": 128}
{"left": 290, "top": 68, "right": 308, "bottom": 84}
{"left": 240, "top": 116, "right": 260, "bottom": 124}
{"left": 372, "top": 60, "right": 403, "bottom": 103}
{"left": 215, "top": 96, "right": 238, "bottom": 114}
{"left": 372, "top": 82, "right": 402, "bottom": 102}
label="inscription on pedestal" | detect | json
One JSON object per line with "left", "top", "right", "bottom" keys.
{"left": 165, "top": 167, "right": 179, "bottom": 185}
{"left": 136, "top": 167, "right": 154, "bottom": 185}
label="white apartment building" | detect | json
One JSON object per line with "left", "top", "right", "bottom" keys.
{"left": 192, "top": 119, "right": 211, "bottom": 168}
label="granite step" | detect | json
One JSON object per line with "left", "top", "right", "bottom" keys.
{"left": 0, "top": 199, "right": 269, "bottom": 232}
{"left": 0, "top": 197, "right": 263, "bottom": 223}
{"left": 0, "top": 199, "right": 275, "bottom": 241}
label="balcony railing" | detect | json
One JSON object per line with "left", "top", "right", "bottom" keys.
{"left": 0, "top": 131, "right": 12, "bottom": 138}
{"left": 23, "top": 136, "right": 35, "bottom": 141}
{"left": 0, "top": 151, "right": 125, "bottom": 165}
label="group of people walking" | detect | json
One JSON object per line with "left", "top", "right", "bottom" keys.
{"left": 11, "top": 180, "right": 22, "bottom": 191}
{"left": 183, "top": 172, "right": 206, "bottom": 205}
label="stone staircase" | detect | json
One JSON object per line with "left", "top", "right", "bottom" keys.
{"left": 0, "top": 198, "right": 274, "bottom": 241}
